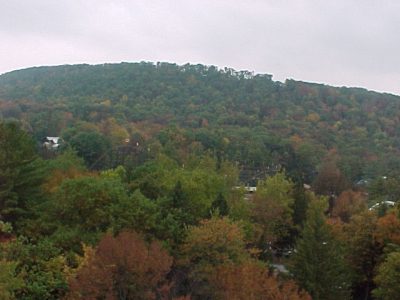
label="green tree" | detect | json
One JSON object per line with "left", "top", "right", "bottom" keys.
{"left": 290, "top": 199, "right": 351, "bottom": 300}
{"left": 45, "top": 176, "right": 128, "bottom": 249}
{"left": 340, "top": 211, "right": 380, "bottom": 299}
{"left": 130, "top": 155, "right": 228, "bottom": 223}
{"left": 110, "top": 189, "right": 158, "bottom": 235}
{"left": 53, "top": 176, "right": 127, "bottom": 230}
{"left": 256, "top": 172, "right": 294, "bottom": 208}
{"left": 68, "top": 131, "right": 111, "bottom": 169}
{"left": 211, "top": 192, "right": 229, "bottom": 216}
{"left": 292, "top": 184, "right": 309, "bottom": 227}
{"left": 0, "top": 260, "right": 23, "bottom": 300}
{"left": 0, "top": 122, "right": 45, "bottom": 225}
{"left": 171, "top": 180, "right": 186, "bottom": 208}
{"left": 373, "top": 251, "right": 400, "bottom": 300}
{"left": 252, "top": 172, "right": 295, "bottom": 256}
{"left": 0, "top": 238, "right": 68, "bottom": 300}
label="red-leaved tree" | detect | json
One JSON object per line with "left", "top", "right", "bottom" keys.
{"left": 65, "top": 231, "right": 173, "bottom": 300}
{"left": 211, "top": 260, "right": 311, "bottom": 300}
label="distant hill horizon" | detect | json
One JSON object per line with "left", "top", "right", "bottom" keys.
{"left": 0, "top": 62, "right": 398, "bottom": 97}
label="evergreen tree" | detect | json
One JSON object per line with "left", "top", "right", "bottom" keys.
{"left": 170, "top": 180, "right": 193, "bottom": 226}
{"left": 171, "top": 181, "right": 185, "bottom": 208}
{"left": 211, "top": 192, "right": 229, "bottom": 216}
{"left": 292, "top": 184, "right": 309, "bottom": 227}
{"left": 0, "top": 122, "right": 45, "bottom": 225}
{"left": 290, "top": 199, "right": 351, "bottom": 300}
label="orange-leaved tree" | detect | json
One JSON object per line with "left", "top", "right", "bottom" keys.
{"left": 65, "top": 231, "right": 173, "bottom": 300}
{"left": 211, "top": 260, "right": 311, "bottom": 300}
{"left": 331, "top": 190, "right": 367, "bottom": 222}
{"left": 374, "top": 212, "right": 400, "bottom": 246}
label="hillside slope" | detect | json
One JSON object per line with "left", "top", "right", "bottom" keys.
{"left": 1, "top": 62, "right": 400, "bottom": 182}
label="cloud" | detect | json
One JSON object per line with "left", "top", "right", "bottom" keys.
{"left": 0, "top": 0, "right": 399, "bottom": 94}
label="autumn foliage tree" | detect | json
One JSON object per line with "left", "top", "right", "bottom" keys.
{"left": 331, "top": 190, "right": 367, "bottom": 222}
{"left": 336, "top": 211, "right": 400, "bottom": 299}
{"left": 41, "top": 150, "right": 88, "bottom": 194}
{"left": 313, "top": 155, "right": 348, "bottom": 197}
{"left": 211, "top": 260, "right": 311, "bottom": 300}
{"left": 374, "top": 212, "right": 400, "bottom": 247}
{"left": 181, "top": 217, "right": 249, "bottom": 268}
{"left": 179, "top": 217, "right": 250, "bottom": 299}
{"left": 66, "top": 231, "right": 173, "bottom": 300}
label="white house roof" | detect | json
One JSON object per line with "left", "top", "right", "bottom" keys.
{"left": 369, "top": 201, "right": 396, "bottom": 210}
{"left": 234, "top": 186, "right": 257, "bottom": 193}
{"left": 46, "top": 137, "right": 60, "bottom": 144}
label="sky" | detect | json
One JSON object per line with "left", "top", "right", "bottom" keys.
{"left": 1, "top": 0, "right": 399, "bottom": 95}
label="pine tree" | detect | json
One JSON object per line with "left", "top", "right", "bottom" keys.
{"left": 292, "top": 184, "right": 309, "bottom": 227}
{"left": 0, "top": 122, "right": 45, "bottom": 224}
{"left": 211, "top": 192, "right": 229, "bottom": 216}
{"left": 290, "top": 199, "right": 351, "bottom": 300}
{"left": 171, "top": 181, "right": 185, "bottom": 208}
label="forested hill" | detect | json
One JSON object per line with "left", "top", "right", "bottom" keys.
{"left": 2, "top": 63, "right": 400, "bottom": 299}
{"left": 1, "top": 62, "right": 400, "bottom": 183}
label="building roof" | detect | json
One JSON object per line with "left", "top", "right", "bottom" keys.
{"left": 46, "top": 137, "right": 61, "bottom": 144}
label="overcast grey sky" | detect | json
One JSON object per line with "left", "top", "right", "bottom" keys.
{"left": 1, "top": 0, "right": 399, "bottom": 94}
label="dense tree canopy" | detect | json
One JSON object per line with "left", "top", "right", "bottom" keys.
{"left": 1, "top": 62, "right": 400, "bottom": 184}
{"left": 1, "top": 62, "right": 400, "bottom": 299}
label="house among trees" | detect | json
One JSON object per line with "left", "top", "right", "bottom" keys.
{"left": 369, "top": 200, "right": 395, "bottom": 211}
{"left": 42, "top": 136, "right": 62, "bottom": 150}
{"left": 234, "top": 186, "right": 257, "bottom": 200}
